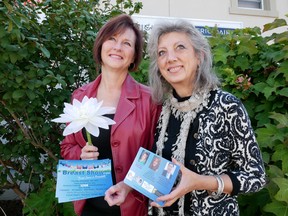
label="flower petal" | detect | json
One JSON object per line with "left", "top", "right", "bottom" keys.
{"left": 62, "top": 126, "right": 75, "bottom": 136}
{"left": 72, "top": 98, "right": 82, "bottom": 108}
{"left": 90, "top": 99, "right": 103, "bottom": 112}
{"left": 100, "top": 116, "right": 116, "bottom": 125}
{"left": 82, "top": 96, "right": 90, "bottom": 103}
{"left": 51, "top": 116, "right": 69, "bottom": 123}
{"left": 63, "top": 120, "right": 87, "bottom": 135}
{"left": 89, "top": 117, "right": 111, "bottom": 129}
{"left": 97, "top": 107, "right": 116, "bottom": 115}
{"left": 85, "top": 124, "right": 100, "bottom": 137}
{"left": 61, "top": 103, "right": 80, "bottom": 121}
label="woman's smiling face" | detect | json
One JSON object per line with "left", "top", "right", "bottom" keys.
{"left": 157, "top": 32, "right": 200, "bottom": 96}
{"left": 101, "top": 28, "right": 136, "bottom": 73}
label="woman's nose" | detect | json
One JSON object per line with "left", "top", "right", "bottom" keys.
{"left": 113, "top": 42, "right": 122, "bottom": 50}
{"left": 167, "top": 52, "right": 177, "bottom": 62}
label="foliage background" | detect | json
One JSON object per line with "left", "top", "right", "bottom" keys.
{"left": 0, "top": 0, "right": 287, "bottom": 215}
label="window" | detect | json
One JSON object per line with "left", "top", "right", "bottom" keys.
{"left": 238, "top": 0, "right": 263, "bottom": 9}
{"left": 230, "top": 0, "right": 278, "bottom": 17}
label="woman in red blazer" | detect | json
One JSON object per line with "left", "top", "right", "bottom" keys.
{"left": 60, "top": 14, "right": 160, "bottom": 216}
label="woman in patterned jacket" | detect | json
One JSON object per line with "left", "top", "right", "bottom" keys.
{"left": 147, "top": 19, "right": 266, "bottom": 216}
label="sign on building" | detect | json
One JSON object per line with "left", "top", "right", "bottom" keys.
{"left": 132, "top": 15, "right": 243, "bottom": 36}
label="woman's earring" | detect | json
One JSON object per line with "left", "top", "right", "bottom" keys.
{"left": 129, "top": 63, "right": 135, "bottom": 71}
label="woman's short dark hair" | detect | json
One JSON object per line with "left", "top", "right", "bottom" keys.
{"left": 93, "top": 14, "right": 143, "bottom": 72}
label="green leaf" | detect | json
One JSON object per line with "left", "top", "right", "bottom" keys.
{"left": 267, "top": 50, "right": 288, "bottom": 62}
{"left": 263, "top": 86, "right": 276, "bottom": 99}
{"left": 15, "top": 76, "right": 24, "bottom": 84}
{"left": 255, "top": 110, "right": 270, "bottom": 128}
{"left": 255, "top": 120, "right": 286, "bottom": 148}
{"left": 261, "top": 151, "right": 270, "bottom": 164}
{"left": 277, "top": 61, "right": 288, "bottom": 81}
{"left": 263, "top": 18, "right": 287, "bottom": 32}
{"left": 213, "top": 46, "right": 234, "bottom": 64}
{"left": 238, "top": 38, "right": 258, "bottom": 56}
{"left": 3, "top": 1, "right": 14, "bottom": 12}
{"left": 264, "top": 200, "right": 288, "bottom": 216}
{"left": 43, "top": 77, "right": 51, "bottom": 85}
{"left": 23, "top": 179, "right": 58, "bottom": 216}
{"left": 12, "top": 89, "right": 25, "bottom": 99}
{"left": 234, "top": 55, "right": 249, "bottom": 70}
{"left": 5, "top": 45, "right": 20, "bottom": 52}
{"left": 39, "top": 45, "right": 51, "bottom": 58}
{"left": 267, "top": 165, "right": 284, "bottom": 178}
{"left": 26, "top": 37, "right": 39, "bottom": 41}
{"left": 278, "top": 88, "right": 288, "bottom": 97}
{"left": 275, "top": 31, "right": 288, "bottom": 43}
{"left": 61, "top": 202, "right": 76, "bottom": 216}
{"left": 238, "top": 189, "right": 270, "bottom": 216}
{"left": 253, "top": 82, "right": 266, "bottom": 94}
{"left": 273, "top": 178, "right": 288, "bottom": 203}
{"left": 272, "top": 145, "right": 288, "bottom": 173}
{"left": 9, "top": 52, "right": 18, "bottom": 64}
{"left": 26, "top": 90, "right": 36, "bottom": 100}
{"left": 269, "top": 112, "right": 288, "bottom": 127}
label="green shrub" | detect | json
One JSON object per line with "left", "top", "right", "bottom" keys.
{"left": 209, "top": 17, "right": 288, "bottom": 216}
{"left": 0, "top": 0, "right": 142, "bottom": 215}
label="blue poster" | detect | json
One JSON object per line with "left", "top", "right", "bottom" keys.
{"left": 124, "top": 147, "right": 180, "bottom": 206}
{"left": 56, "top": 159, "right": 112, "bottom": 203}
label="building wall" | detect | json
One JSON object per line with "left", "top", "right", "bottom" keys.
{"left": 136, "top": 0, "right": 288, "bottom": 31}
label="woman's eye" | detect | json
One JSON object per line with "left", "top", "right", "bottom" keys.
{"left": 108, "top": 37, "right": 116, "bottom": 41}
{"left": 158, "top": 50, "right": 165, "bottom": 56}
{"left": 124, "top": 41, "right": 131, "bottom": 46}
{"left": 177, "top": 44, "right": 185, "bottom": 49}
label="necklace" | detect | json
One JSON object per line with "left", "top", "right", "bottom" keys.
{"left": 169, "top": 90, "right": 210, "bottom": 118}
{"left": 155, "top": 88, "right": 212, "bottom": 216}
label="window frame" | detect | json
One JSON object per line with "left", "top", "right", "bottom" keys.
{"left": 230, "top": 0, "right": 278, "bottom": 17}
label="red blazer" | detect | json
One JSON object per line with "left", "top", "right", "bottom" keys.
{"left": 60, "top": 74, "right": 161, "bottom": 216}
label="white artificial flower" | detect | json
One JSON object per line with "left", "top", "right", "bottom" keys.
{"left": 52, "top": 96, "right": 116, "bottom": 137}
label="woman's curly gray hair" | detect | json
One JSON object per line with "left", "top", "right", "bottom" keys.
{"left": 148, "top": 19, "right": 220, "bottom": 104}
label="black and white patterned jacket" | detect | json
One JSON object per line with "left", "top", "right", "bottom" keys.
{"left": 152, "top": 89, "right": 266, "bottom": 216}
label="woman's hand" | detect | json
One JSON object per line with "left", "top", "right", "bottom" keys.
{"left": 104, "top": 181, "right": 133, "bottom": 206}
{"left": 80, "top": 143, "right": 99, "bottom": 160}
{"left": 150, "top": 158, "right": 200, "bottom": 208}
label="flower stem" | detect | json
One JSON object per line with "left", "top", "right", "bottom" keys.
{"left": 86, "top": 130, "right": 92, "bottom": 145}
